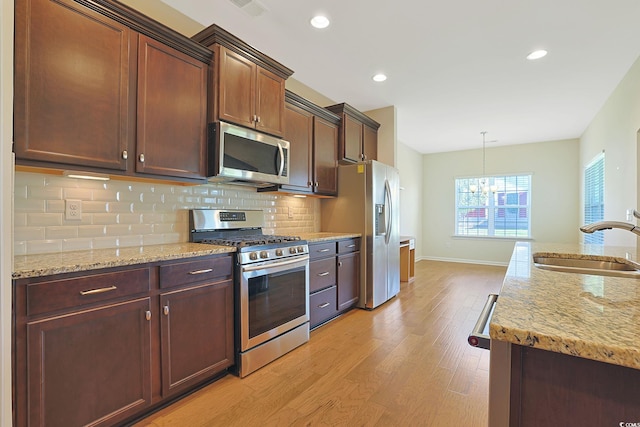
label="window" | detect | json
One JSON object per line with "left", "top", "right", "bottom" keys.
{"left": 455, "top": 175, "right": 531, "bottom": 238}
{"left": 584, "top": 153, "right": 604, "bottom": 245}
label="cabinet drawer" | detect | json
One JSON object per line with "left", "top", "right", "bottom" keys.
{"left": 309, "top": 286, "right": 338, "bottom": 328}
{"left": 309, "top": 258, "right": 336, "bottom": 293}
{"left": 27, "top": 268, "right": 150, "bottom": 317}
{"left": 159, "top": 255, "right": 233, "bottom": 289}
{"left": 309, "top": 241, "right": 336, "bottom": 260}
{"left": 338, "top": 238, "right": 360, "bottom": 254}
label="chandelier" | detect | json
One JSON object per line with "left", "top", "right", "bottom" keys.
{"left": 470, "top": 131, "right": 497, "bottom": 194}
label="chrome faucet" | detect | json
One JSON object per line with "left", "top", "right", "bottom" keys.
{"left": 580, "top": 210, "right": 640, "bottom": 236}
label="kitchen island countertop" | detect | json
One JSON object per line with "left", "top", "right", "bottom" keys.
{"left": 490, "top": 241, "right": 640, "bottom": 370}
{"left": 13, "top": 243, "right": 235, "bottom": 279}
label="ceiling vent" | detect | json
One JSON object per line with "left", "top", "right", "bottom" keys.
{"left": 229, "top": 0, "right": 268, "bottom": 17}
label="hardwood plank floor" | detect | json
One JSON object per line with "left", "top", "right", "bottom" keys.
{"left": 132, "top": 260, "right": 506, "bottom": 427}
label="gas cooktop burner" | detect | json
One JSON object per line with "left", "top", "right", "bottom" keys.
{"left": 200, "top": 235, "right": 301, "bottom": 248}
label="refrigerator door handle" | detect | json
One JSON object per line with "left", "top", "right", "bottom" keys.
{"left": 384, "top": 179, "right": 392, "bottom": 244}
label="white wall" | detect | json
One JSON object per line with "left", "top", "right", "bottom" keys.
{"left": 397, "top": 142, "right": 424, "bottom": 258}
{"left": 422, "top": 139, "right": 580, "bottom": 265}
{"left": 580, "top": 56, "right": 640, "bottom": 247}
{"left": 1, "top": 0, "right": 13, "bottom": 423}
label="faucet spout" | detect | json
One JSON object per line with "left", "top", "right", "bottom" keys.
{"left": 580, "top": 221, "right": 640, "bottom": 236}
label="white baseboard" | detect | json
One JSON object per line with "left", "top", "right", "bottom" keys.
{"left": 417, "top": 256, "right": 508, "bottom": 267}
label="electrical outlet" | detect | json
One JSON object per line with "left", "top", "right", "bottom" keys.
{"left": 65, "top": 199, "right": 82, "bottom": 220}
{"left": 287, "top": 206, "right": 294, "bottom": 219}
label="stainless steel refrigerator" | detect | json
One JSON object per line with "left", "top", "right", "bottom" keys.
{"left": 321, "top": 160, "right": 400, "bottom": 309}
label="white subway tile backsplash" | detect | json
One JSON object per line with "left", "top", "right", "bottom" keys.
{"left": 46, "top": 226, "right": 78, "bottom": 240}
{"left": 14, "top": 171, "right": 322, "bottom": 255}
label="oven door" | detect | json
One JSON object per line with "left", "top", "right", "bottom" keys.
{"left": 239, "top": 255, "right": 309, "bottom": 351}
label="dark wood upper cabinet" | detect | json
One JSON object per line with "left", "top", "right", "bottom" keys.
{"left": 313, "top": 115, "right": 339, "bottom": 195}
{"left": 136, "top": 35, "right": 207, "bottom": 179}
{"left": 14, "top": 0, "right": 212, "bottom": 182}
{"left": 262, "top": 91, "right": 339, "bottom": 196}
{"left": 326, "top": 103, "right": 380, "bottom": 163}
{"left": 282, "top": 101, "right": 313, "bottom": 192}
{"left": 14, "top": 0, "right": 134, "bottom": 171}
{"left": 192, "top": 24, "right": 293, "bottom": 138}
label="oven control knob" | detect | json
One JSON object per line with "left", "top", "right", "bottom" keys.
{"left": 276, "top": 249, "right": 283, "bottom": 256}
{"left": 289, "top": 247, "right": 297, "bottom": 254}
{"left": 297, "top": 246, "right": 305, "bottom": 253}
{"left": 249, "top": 252, "right": 258, "bottom": 261}
{"left": 260, "top": 250, "right": 269, "bottom": 259}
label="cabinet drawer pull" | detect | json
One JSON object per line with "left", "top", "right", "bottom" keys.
{"left": 188, "top": 268, "right": 213, "bottom": 275}
{"left": 317, "top": 272, "right": 330, "bottom": 277}
{"left": 318, "top": 302, "right": 330, "bottom": 309}
{"left": 163, "top": 305, "right": 169, "bottom": 316}
{"left": 79, "top": 285, "right": 117, "bottom": 296}
{"left": 347, "top": 244, "right": 356, "bottom": 248}
{"left": 318, "top": 249, "right": 330, "bottom": 253}
{"left": 145, "top": 310, "right": 152, "bottom": 321}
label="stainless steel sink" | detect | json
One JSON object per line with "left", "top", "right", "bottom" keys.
{"left": 532, "top": 254, "right": 640, "bottom": 278}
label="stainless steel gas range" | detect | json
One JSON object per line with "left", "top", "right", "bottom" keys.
{"left": 189, "top": 209, "right": 309, "bottom": 377}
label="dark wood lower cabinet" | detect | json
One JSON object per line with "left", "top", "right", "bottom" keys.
{"left": 160, "top": 280, "right": 234, "bottom": 397}
{"left": 14, "top": 254, "right": 234, "bottom": 426}
{"left": 308, "top": 238, "right": 360, "bottom": 329}
{"left": 26, "top": 298, "right": 152, "bottom": 427}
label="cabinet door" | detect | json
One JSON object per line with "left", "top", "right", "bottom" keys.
{"left": 217, "top": 46, "right": 256, "bottom": 129}
{"left": 14, "top": 0, "right": 134, "bottom": 170}
{"left": 137, "top": 35, "right": 207, "bottom": 179}
{"left": 363, "top": 123, "right": 378, "bottom": 161}
{"left": 282, "top": 102, "right": 313, "bottom": 192}
{"left": 26, "top": 298, "right": 151, "bottom": 427}
{"left": 160, "top": 280, "right": 234, "bottom": 397}
{"left": 342, "top": 114, "right": 363, "bottom": 162}
{"left": 313, "top": 116, "right": 338, "bottom": 195}
{"left": 255, "top": 67, "right": 286, "bottom": 136}
{"left": 337, "top": 252, "right": 360, "bottom": 311}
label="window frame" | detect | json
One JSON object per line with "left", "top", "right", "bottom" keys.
{"left": 454, "top": 174, "right": 532, "bottom": 239}
{"left": 583, "top": 152, "right": 605, "bottom": 245}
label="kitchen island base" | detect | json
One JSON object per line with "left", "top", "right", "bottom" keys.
{"left": 490, "top": 341, "right": 640, "bottom": 426}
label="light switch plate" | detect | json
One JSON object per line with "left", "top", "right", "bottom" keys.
{"left": 65, "top": 199, "right": 82, "bottom": 220}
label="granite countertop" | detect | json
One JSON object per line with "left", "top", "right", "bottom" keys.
{"left": 490, "top": 241, "right": 640, "bottom": 370}
{"left": 13, "top": 243, "right": 235, "bottom": 279}
{"left": 299, "top": 232, "right": 361, "bottom": 242}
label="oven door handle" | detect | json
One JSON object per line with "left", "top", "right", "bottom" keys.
{"left": 468, "top": 293, "right": 498, "bottom": 350}
{"left": 242, "top": 255, "right": 309, "bottom": 272}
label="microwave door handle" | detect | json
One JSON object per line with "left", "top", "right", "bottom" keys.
{"left": 277, "top": 142, "right": 285, "bottom": 177}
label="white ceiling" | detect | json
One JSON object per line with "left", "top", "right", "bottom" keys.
{"left": 161, "top": 0, "right": 640, "bottom": 153}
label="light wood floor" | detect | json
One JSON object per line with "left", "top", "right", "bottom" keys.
{"left": 133, "top": 260, "right": 506, "bottom": 427}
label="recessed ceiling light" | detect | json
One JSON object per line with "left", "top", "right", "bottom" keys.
{"left": 526, "top": 49, "right": 548, "bottom": 60}
{"left": 310, "top": 15, "right": 330, "bottom": 29}
{"left": 372, "top": 73, "right": 387, "bottom": 82}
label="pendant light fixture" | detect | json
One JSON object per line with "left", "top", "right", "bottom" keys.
{"left": 470, "top": 131, "right": 497, "bottom": 194}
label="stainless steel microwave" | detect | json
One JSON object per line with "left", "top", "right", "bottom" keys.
{"left": 208, "top": 121, "right": 290, "bottom": 187}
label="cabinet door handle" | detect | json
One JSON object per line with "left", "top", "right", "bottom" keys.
{"left": 163, "top": 305, "right": 169, "bottom": 316}
{"left": 317, "top": 272, "right": 330, "bottom": 277}
{"left": 139, "top": 153, "right": 145, "bottom": 163}
{"left": 122, "top": 150, "right": 128, "bottom": 160}
{"left": 79, "top": 285, "right": 117, "bottom": 296}
{"left": 338, "top": 261, "right": 343, "bottom": 267}
{"left": 145, "top": 310, "right": 152, "bottom": 321}
{"left": 256, "top": 115, "right": 261, "bottom": 123}
{"left": 318, "top": 302, "right": 330, "bottom": 309}
{"left": 188, "top": 268, "right": 213, "bottom": 275}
